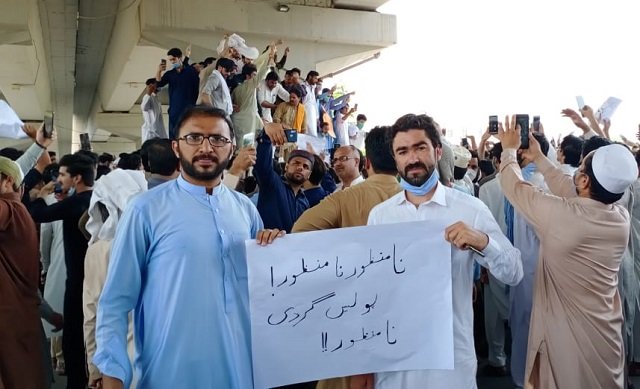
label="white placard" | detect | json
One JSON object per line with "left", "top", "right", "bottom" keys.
{"left": 246, "top": 221, "right": 454, "bottom": 388}
{"left": 0, "top": 100, "right": 26, "bottom": 139}
{"left": 596, "top": 96, "right": 622, "bottom": 123}
{"left": 297, "top": 133, "right": 328, "bottom": 153}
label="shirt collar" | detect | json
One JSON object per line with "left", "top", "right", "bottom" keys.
{"left": 394, "top": 181, "right": 447, "bottom": 207}
{"left": 177, "top": 174, "right": 223, "bottom": 196}
{"left": 0, "top": 192, "right": 20, "bottom": 202}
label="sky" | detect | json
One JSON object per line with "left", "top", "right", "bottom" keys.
{"left": 330, "top": 0, "right": 640, "bottom": 144}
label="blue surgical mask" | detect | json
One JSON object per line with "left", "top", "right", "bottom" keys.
{"left": 356, "top": 122, "right": 365, "bottom": 130}
{"left": 171, "top": 61, "right": 181, "bottom": 70}
{"left": 400, "top": 169, "right": 440, "bottom": 196}
{"left": 68, "top": 187, "right": 76, "bottom": 196}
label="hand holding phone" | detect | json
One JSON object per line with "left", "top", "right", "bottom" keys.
{"left": 43, "top": 111, "right": 54, "bottom": 139}
{"left": 515, "top": 114, "right": 530, "bottom": 148}
{"left": 532, "top": 116, "right": 540, "bottom": 132}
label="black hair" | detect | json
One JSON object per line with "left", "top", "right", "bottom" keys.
{"left": 364, "top": 126, "right": 396, "bottom": 174}
{"left": 532, "top": 133, "right": 550, "bottom": 157}
{"left": 490, "top": 142, "right": 503, "bottom": 163}
{"left": 560, "top": 135, "right": 584, "bottom": 167}
{"left": 0, "top": 147, "right": 23, "bottom": 161}
{"left": 288, "top": 85, "right": 303, "bottom": 98}
{"left": 75, "top": 150, "right": 99, "bottom": 166}
{"left": 479, "top": 159, "right": 495, "bottom": 177}
{"left": 167, "top": 48, "right": 182, "bottom": 58}
{"left": 582, "top": 136, "right": 611, "bottom": 160}
{"left": 147, "top": 139, "right": 178, "bottom": 176}
{"left": 42, "top": 163, "right": 59, "bottom": 184}
{"left": 266, "top": 71, "right": 280, "bottom": 82}
{"left": 59, "top": 153, "right": 96, "bottom": 186}
{"left": 241, "top": 64, "right": 257, "bottom": 78}
{"left": 469, "top": 150, "right": 479, "bottom": 159}
{"left": 173, "top": 105, "right": 235, "bottom": 142}
{"left": 308, "top": 154, "right": 327, "bottom": 186}
{"left": 390, "top": 114, "right": 442, "bottom": 151}
{"left": 583, "top": 153, "right": 623, "bottom": 204}
{"left": 290, "top": 67, "right": 301, "bottom": 76}
{"left": 116, "top": 153, "right": 142, "bottom": 170}
{"left": 216, "top": 58, "right": 236, "bottom": 72}
{"left": 48, "top": 151, "right": 57, "bottom": 157}
{"left": 203, "top": 57, "right": 216, "bottom": 66}
{"left": 306, "top": 70, "right": 319, "bottom": 80}
{"left": 356, "top": 114, "right": 367, "bottom": 122}
{"left": 98, "top": 153, "right": 114, "bottom": 164}
{"left": 145, "top": 78, "right": 157, "bottom": 86}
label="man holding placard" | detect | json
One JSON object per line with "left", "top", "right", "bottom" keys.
{"left": 362, "top": 113, "right": 523, "bottom": 388}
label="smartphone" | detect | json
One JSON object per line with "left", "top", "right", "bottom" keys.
{"left": 79, "top": 133, "right": 92, "bottom": 151}
{"left": 489, "top": 115, "right": 498, "bottom": 134}
{"left": 161, "top": 59, "right": 166, "bottom": 66}
{"left": 284, "top": 129, "right": 298, "bottom": 143}
{"left": 532, "top": 115, "right": 540, "bottom": 132}
{"left": 515, "top": 114, "right": 530, "bottom": 148}
{"left": 43, "top": 111, "right": 54, "bottom": 138}
{"left": 576, "top": 96, "right": 585, "bottom": 110}
{"left": 461, "top": 137, "right": 469, "bottom": 148}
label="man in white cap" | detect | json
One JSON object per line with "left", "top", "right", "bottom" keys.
{"left": 499, "top": 116, "right": 637, "bottom": 389}
{"left": 0, "top": 156, "right": 46, "bottom": 388}
{"left": 451, "top": 144, "right": 473, "bottom": 195}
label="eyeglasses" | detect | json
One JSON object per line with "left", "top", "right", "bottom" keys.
{"left": 332, "top": 156, "right": 356, "bottom": 165}
{"left": 178, "top": 134, "right": 232, "bottom": 147}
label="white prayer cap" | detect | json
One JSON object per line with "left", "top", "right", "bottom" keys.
{"left": 592, "top": 144, "right": 638, "bottom": 194}
{"left": 236, "top": 44, "right": 259, "bottom": 60}
{"left": 451, "top": 144, "right": 472, "bottom": 169}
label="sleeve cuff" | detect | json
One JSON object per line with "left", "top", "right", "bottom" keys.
{"left": 481, "top": 236, "right": 502, "bottom": 262}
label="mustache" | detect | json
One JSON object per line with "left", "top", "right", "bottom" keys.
{"left": 404, "top": 162, "right": 428, "bottom": 175}
{"left": 192, "top": 153, "right": 218, "bottom": 163}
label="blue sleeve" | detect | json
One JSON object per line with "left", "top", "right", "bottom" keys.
{"left": 93, "top": 203, "right": 149, "bottom": 386}
{"left": 320, "top": 169, "right": 337, "bottom": 193}
{"left": 157, "top": 71, "right": 170, "bottom": 88}
{"left": 249, "top": 204, "right": 265, "bottom": 238}
{"left": 254, "top": 131, "right": 280, "bottom": 190}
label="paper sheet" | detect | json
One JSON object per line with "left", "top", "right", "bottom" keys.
{"left": 246, "top": 221, "right": 454, "bottom": 388}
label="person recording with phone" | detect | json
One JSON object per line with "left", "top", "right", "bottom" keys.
{"left": 254, "top": 123, "right": 312, "bottom": 233}
{"left": 498, "top": 115, "right": 637, "bottom": 389}
{"left": 27, "top": 153, "right": 95, "bottom": 389}
{"left": 155, "top": 48, "right": 199, "bottom": 139}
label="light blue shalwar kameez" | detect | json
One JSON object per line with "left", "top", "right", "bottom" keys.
{"left": 93, "top": 176, "right": 263, "bottom": 388}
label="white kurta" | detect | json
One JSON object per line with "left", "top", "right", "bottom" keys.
{"left": 140, "top": 93, "right": 167, "bottom": 142}
{"left": 368, "top": 184, "right": 523, "bottom": 389}
{"left": 40, "top": 194, "right": 66, "bottom": 337}
{"left": 302, "top": 81, "right": 319, "bottom": 136}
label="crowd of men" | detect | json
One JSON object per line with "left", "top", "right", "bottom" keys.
{"left": 2, "top": 32, "right": 640, "bottom": 389}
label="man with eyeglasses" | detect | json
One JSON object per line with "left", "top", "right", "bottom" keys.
{"left": 332, "top": 145, "right": 364, "bottom": 191}
{"left": 93, "top": 106, "right": 279, "bottom": 389}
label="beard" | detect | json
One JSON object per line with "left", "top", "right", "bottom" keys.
{"left": 179, "top": 151, "right": 230, "bottom": 182}
{"left": 399, "top": 162, "right": 435, "bottom": 186}
{"left": 285, "top": 171, "right": 306, "bottom": 186}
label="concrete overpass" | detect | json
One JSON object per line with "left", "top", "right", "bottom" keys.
{"left": 0, "top": 0, "right": 396, "bottom": 155}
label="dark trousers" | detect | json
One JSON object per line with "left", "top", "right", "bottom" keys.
{"left": 63, "top": 286, "right": 87, "bottom": 389}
